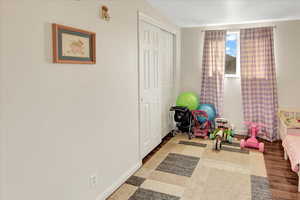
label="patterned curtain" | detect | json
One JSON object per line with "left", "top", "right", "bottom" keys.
{"left": 200, "top": 30, "right": 226, "bottom": 116}
{"left": 240, "top": 27, "right": 278, "bottom": 141}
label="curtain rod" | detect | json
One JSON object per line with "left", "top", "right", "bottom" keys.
{"left": 201, "top": 25, "right": 277, "bottom": 32}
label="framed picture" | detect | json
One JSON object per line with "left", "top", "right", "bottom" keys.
{"left": 52, "top": 23, "right": 96, "bottom": 64}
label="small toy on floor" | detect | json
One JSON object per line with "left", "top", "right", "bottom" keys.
{"left": 210, "top": 118, "right": 235, "bottom": 150}
{"left": 240, "top": 121, "right": 265, "bottom": 152}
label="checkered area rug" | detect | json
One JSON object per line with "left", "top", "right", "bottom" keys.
{"left": 108, "top": 134, "right": 271, "bottom": 200}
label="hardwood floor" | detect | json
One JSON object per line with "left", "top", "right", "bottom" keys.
{"left": 143, "top": 134, "right": 300, "bottom": 199}
{"left": 264, "top": 141, "right": 300, "bottom": 200}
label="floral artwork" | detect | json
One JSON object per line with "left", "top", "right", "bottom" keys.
{"left": 52, "top": 24, "right": 96, "bottom": 64}
{"left": 61, "top": 33, "right": 90, "bottom": 58}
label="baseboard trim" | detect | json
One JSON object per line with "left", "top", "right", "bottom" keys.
{"left": 96, "top": 161, "right": 142, "bottom": 200}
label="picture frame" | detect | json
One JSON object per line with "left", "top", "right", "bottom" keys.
{"left": 52, "top": 23, "right": 96, "bottom": 64}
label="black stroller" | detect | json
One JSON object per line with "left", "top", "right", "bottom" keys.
{"left": 169, "top": 106, "right": 193, "bottom": 139}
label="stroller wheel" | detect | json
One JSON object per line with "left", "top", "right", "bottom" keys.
{"left": 171, "top": 130, "right": 176, "bottom": 137}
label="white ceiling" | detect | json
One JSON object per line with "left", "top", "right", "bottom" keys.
{"left": 146, "top": 0, "right": 300, "bottom": 27}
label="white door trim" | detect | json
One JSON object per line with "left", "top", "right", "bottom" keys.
{"left": 138, "top": 11, "right": 178, "bottom": 35}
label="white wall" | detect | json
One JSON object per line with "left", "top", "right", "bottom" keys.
{"left": 0, "top": 0, "right": 6, "bottom": 198}
{"left": 0, "top": 1, "right": 180, "bottom": 200}
{"left": 180, "top": 28, "right": 203, "bottom": 94}
{"left": 275, "top": 20, "right": 300, "bottom": 108}
{"left": 181, "top": 20, "right": 300, "bottom": 134}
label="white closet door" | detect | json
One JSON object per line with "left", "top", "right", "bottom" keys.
{"left": 139, "top": 21, "right": 162, "bottom": 159}
{"left": 160, "top": 30, "right": 175, "bottom": 138}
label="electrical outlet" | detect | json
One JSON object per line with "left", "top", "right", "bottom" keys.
{"left": 89, "top": 175, "right": 97, "bottom": 188}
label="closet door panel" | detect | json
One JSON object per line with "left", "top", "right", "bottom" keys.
{"left": 160, "top": 30, "right": 175, "bottom": 138}
{"left": 139, "top": 21, "right": 162, "bottom": 158}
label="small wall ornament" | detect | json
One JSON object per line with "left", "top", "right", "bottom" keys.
{"left": 101, "top": 5, "right": 111, "bottom": 21}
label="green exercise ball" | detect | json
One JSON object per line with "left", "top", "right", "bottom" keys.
{"left": 176, "top": 92, "right": 199, "bottom": 110}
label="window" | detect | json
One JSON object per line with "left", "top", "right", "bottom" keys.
{"left": 225, "top": 32, "right": 240, "bottom": 78}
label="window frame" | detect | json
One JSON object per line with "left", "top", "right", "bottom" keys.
{"left": 225, "top": 31, "right": 240, "bottom": 78}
